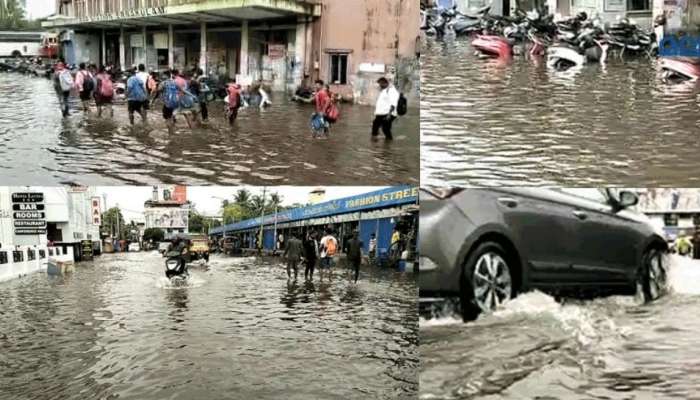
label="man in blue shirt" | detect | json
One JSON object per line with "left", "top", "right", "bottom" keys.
{"left": 126, "top": 68, "right": 149, "bottom": 125}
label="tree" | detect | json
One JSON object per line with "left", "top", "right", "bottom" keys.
{"left": 143, "top": 228, "right": 165, "bottom": 244}
{"left": 234, "top": 189, "right": 252, "bottom": 208}
{"left": 189, "top": 209, "right": 206, "bottom": 233}
{"left": 0, "top": 0, "right": 27, "bottom": 30}
{"left": 267, "top": 192, "right": 283, "bottom": 214}
{"left": 101, "top": 207, "right": 127, "bottom": 240}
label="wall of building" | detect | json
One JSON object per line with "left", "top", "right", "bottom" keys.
{"left": 318, "top": 0, "right": 420, "bottom": 105}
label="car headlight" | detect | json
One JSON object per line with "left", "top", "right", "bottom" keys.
{"left": 420, "top": 256, "right": 439, "bottom": 272}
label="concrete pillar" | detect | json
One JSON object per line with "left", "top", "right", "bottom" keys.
{"left": 199, "top": 22, "right": 207, "bottom": 74}
{"left": 168, "top": 24, "right": 174, "bottom": 69}
{"left": 142, "top": 25, "right": 147, "bottom": 68}
{"left": 240, "top": 21, "right": 249, "bottom": 77}
{"left": 294, "top": 16, "right": 307, "bottom": 86}
{"left": 119, "top": 26, "right": 125, "bottom": 70}
{"left": 101, "top": 29, "right": 106, "bottom": 66}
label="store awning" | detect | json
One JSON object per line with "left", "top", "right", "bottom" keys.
{"left": 42, "top": 0, "right": 320, "bottom": 29}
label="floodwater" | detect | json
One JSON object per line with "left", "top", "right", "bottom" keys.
{"left": 420, "top": 255, "right": 700, "bottom": 399}
{"left": 421, "top": 36, "right": 700, "bottom": 187}
{"left": 0, "top": 252, "right": 418, "bottom": 400}
{"left": 0, "top": 73, "right": 418, "bottom": 185}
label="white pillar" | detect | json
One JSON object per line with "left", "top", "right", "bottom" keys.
{"left": 168, "top": 24, "right": 174, "bottom": 69}
{"left": 142, "top": 25, "right": 147, "bottom": 68}
{"left": 240, "top": 21, "right": 249, "bottom": 77}
{"left": 101, "top": 29, "right": 106, "bottom": 66}
{"left": 119, "top": 26, "right": 125, "bottom": 70}
{"left": 294, "top": 16, "right": 307, "bottom": 85}
{"left": 199, "top": 22, "right": 207, "bottom": 74}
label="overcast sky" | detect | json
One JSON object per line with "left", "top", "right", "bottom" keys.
{"left": 96, "top": 186, "right": 388, "bottom": 222}
{"left": 26, "top": 0, "right": 55, "bottom": 20}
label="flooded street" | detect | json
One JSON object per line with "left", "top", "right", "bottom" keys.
{"left": 420, "top": 255, "right": 700, "bottom": 399}
{"left": 0, "top": 73, "right": 418, "bottom": 185}
{"left": 421, "top": 36, "right": 700, "bottom": 187}
{"left": 0, "top": 251, "right": 418, "bottom": 400}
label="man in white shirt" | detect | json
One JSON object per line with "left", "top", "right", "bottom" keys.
{"left": 372, "top": 77, "right": 400, "bottom": 140}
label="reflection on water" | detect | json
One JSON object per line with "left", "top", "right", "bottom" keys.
{"left": 0, "top": 252, "right": 418, "bottom": 399}
{"left": 0, "top": 74, "right": 418, "bottom": 185}
{"left": 420, "top": 256, "right": 700, "bottom": 399}
{"left": 421, "top": 36, "right": 700, "bottom": 187}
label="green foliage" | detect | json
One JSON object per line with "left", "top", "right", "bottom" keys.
{"left": 188, "top": 209, "right": 222, "bottom": 234}
{"left": 142, "top": 228, "right": 165, "bottom": 244}
{"left": 101, "top": 207, "right": 127, "bottom": 240}
{"left": 220, "top": 189, "right": 288, "bottom": 225}
{"left": 0, "top": 0, "right": 32, "bottom": 31}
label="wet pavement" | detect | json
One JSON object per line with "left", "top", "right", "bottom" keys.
{"left": 0, "top": 73, "right": 419, "bottom": 185}
{"left": 420, "top": 255, "right": 700, "bottom": 400}
{"left": 0, "top": 251, "right": 418, "bottom": 400}
{"left": 421, "top": 36, "right": 700, "bottom": 187}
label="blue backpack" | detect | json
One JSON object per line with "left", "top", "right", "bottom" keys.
{"left": 163, "top": 79, "right": 180, "bottom": 109}
{"left": 127, "top": 76, "right": 147, "bottom": 102}
{"left": 179, "top": 85, "right": 197, "bottom": 109}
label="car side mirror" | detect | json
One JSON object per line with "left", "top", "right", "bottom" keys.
{"left": 618, "top": 190, "right": 639, "bottom": 208}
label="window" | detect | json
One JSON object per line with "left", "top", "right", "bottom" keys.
{"left": 39, "top": 250, "right": 46, "bottom": 259}
{"left": 558, "top": 188, "right": 608, "bottom": 204}
{"left": 330, "top": 53, "right": 348, "bottom": 85}
{"left": 0, "top": 251, "right": 7, "bottom": 265}
{"left": 28, "top": 250, "right": 35, "bottom": 261}
{"left": 628, "top": 0, "right": 650, "bottom": 11}
{"left": 13, "top": 251, "right": 24, "bottom": 263}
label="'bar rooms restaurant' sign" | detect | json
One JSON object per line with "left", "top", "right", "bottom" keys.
{"left": 12, "top": 192, "right": 46, "bottom": 235}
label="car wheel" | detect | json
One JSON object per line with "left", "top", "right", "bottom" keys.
{"left": 638, "top": 247, "right": 668, "bottom": 302}
{"left": 461, "top": 242, "right": 514, "bottom": 321}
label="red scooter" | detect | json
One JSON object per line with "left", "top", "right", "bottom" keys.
{"left": 471, "top": 35, "right": 512, "bottom": 58}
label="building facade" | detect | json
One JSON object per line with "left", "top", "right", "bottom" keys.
{"left": 209, "top": 186, "right": 419, "bottom": 256}
{"left": 42, "top": 0, "right": 419, "bottom": 105}
{"left": 143, "top": 185, "right": 189, "bottom": 239}
{"left": 0, "top": 186, "right": 101, "bottom": 281}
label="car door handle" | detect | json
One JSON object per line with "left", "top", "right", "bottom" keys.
{"left": 497, "top": 197, "right": 518, "bottom": 208}
{"left": 572, "top": 210, "right": 588, "bottom": 220}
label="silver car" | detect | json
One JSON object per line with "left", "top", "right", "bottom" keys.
{"left": 419, "top": 188, "right": 668, "bottom": 321}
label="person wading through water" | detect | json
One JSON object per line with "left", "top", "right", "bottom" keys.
{"left": 283, "top": 232, "right": 304, "bottom": 282}
{"left": 372, "top": 77, "right": 400, "bottom": 140}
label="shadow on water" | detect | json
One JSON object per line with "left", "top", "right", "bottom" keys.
{"left": 420, "top": 255, "right": 700, "bottom": 399}
{"left": 0, "top": 73, "right": 418, "bottom": 185}
{"left": 421, "top": 35, "right": 700, "bottom": 187}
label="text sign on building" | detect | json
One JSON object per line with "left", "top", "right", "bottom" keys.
{"left": 77, "top": 6, "right": 168, "bottom": 23}
{"left": 91, "top": 197, "right": 101, "bottom": 226}
{"left": 11, "top": 192, "right": 44, "bottom": 203}
{"left": 268, "top": 44, "right": 287, "bottom": 59}
{"left": 12, "top": 192, "right": 46, "bottom": 235}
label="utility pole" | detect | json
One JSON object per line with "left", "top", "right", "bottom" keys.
{"left": 273, "top": 203, "right": 278, "bottom": 253}
{"left": 115, "top": 203, "right": 120, "bottom": 241}
{"left": 258, "top": 187, "right": 266, "bottom": 253}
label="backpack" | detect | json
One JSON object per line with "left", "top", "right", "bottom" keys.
{"left": 179, "top": 88, "right": 197, "bottom": 109}
{"left": 59, "top": 70, "right": 73, "bottom": 92}
{"left": 98, "top": 76, "right": 113, "bottom": 98}
{"left": 397, "top": 93, "right": 408, "bottom": 116}
{"left": 163, "top": 80, "right": 180, "bottom": 109}
{"left": 325, "top": 237, "right": 337, "bottom": 256}
{"left": 82, "top": 71, "right": 95, "bottom": 93}
{"left": 127, "top": 76, "right": 147, "bottom": 101}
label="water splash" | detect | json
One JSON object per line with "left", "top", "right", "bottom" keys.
{"left": 667, "top": 254, "right": 700, "bottom": 295}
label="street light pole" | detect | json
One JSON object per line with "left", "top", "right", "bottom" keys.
{"left": 258, "top": 187, "right": 266, "bottom": 253}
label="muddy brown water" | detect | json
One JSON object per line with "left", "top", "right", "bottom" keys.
{"left": 0, "top": 252, "right": 418, "bottom": 400}
{"left": 421, "top": 36, "right": 700, "bottom": 187}
{"left": 0, "top": 73, "right": 419, "bottom": 185}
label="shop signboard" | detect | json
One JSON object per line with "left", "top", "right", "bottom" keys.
{"left": 212, "top": 186, "right": 419, "bottom": 233}
{"left": 91, "top": 197, "right": 102, "bottom": 226}
{"left": 81, "top": 240, "right": 94, "bottom": 261}
{"left": 12, "top": 192, "right": 45, "bottom": 235}
{"left": 268, "top": 44, "right": 287, "bottom": 59}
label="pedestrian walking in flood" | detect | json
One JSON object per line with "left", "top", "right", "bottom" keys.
{"left": 283, "top": 232, "right": 304, "bottom": 281}
{"left": 54, "top": 60, "right": 73, "bottom": 117}
{"left": 311, "top": 80, "right": 331, "bottom": 138}
{"left": 346, "top": 231, "right": 363, "bottom": 283}
{"left": 135, "top": 64, "right": 150, "bottom": 112}
{"left": 303, "top": 231, "right": 319, "bottom": 281}
{"left": 190, "top": 69, "right": 209, "bottom": 122}
{"left": 319, "top": 229, "right": 338, "bottom": 281}
{"left": 74, "top": 63, "right": 94, "bottom": 113}
{"left": 225, "top": 81, "right": 242, "bottom": 126}
{"left": 372, "top": 77, "right": 400, "bottom": 140}
{"left": 94, "top": 65, "right": 114, "bottom": 118}
{"left": 126, "top": 68, "right": 149, "bottom": 125}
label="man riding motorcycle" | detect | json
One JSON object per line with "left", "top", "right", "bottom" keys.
{"left": 165, "top": 237, "right": 189, "bottom": 279}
